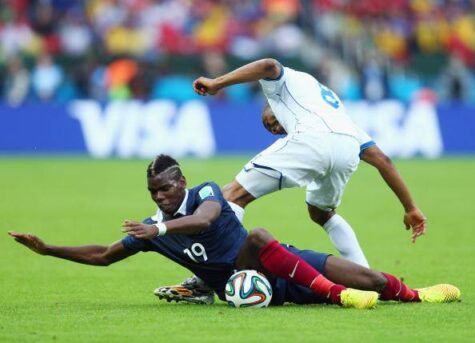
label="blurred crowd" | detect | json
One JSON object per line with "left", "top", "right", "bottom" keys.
{"left": 1, "top": 0, "right": 475, "bottom": 106}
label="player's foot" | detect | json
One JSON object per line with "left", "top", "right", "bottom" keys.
{"left": 154, "top": 276, "right": 215, "bottom": 305}
{"left": 416, "top": 284, "right": 461, "bottom": 303}
{"left": 340, "top": 288, "right": 379, "bottom": 309}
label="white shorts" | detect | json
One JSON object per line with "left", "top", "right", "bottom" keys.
{"left": 236, "top": 132, "right": 360, "bottom": 211}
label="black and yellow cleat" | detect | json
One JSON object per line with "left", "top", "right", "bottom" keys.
{"left": 154, "top": 276, "right": 215, "bottom": 305}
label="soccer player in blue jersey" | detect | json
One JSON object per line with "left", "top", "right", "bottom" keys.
{"left": 8, "top": 155, "right": 459, "bottom": 308}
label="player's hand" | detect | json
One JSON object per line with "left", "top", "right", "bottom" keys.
{"left": 193, "top": 77, "right": 220, "bottom": 96}
{"left": 8, "top": 231, "right": 49, "bottom": 255}
{"left": 403, "top": 208, "right": 427, "bottom": 243}
{"left": 122, "top": 220, "right": 158, "bottom": 239}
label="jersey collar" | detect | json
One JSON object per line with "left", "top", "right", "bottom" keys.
{"left": 174, "top": 189, "right": 189, "bottom": 216}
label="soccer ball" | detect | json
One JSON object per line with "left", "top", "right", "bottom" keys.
{"left": 225, "top": 270, "right": 273, "bottom": 308}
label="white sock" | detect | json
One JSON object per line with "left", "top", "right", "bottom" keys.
{"left": 323, "top": 214, "right": 369, "bottom": 268}
{"left": 227, "top": 201, "right": 245, "bottom": 223}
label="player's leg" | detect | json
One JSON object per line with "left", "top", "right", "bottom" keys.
{"left": 234, "top": 228, "right": 270, "bottom": 271}
{"left": 307, "top": 204, "right": 369, "bottom": 267}
{"left": 221, "top": 180, "right": 255, "bottom": 223}
{"left": 306, "top": 134, "right": 369, "bottom": 267}
{"left": 279, "top": 248, "right": 460, "bottom": 305}
{"left": 222, "top": 172, "right": 278, "bottom": 222}
{"left": 323, "top": 255, "right": 460, "bottom": 303}
{"left": 222, "top": 180, "right": 255, "bottom": 209}
{"left": 236, "top": 228, "right": 378, "bottom": 308}
{"left": 323, "top": 255, "right": 386, "bottom": 291}
{"left": 222, "top": 136, "right": 302, "bottom": 222}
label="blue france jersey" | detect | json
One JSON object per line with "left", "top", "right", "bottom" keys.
{"left": 121, "top": 182, "right": 248, "bottom": 299}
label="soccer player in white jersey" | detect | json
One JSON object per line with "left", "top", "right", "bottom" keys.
{"left": 155, "top": 58, "right": 427, "bottom": 304}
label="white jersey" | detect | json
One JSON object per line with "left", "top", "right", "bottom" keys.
{"left": 259, "top": 66, "right": 372, "bottom": 147}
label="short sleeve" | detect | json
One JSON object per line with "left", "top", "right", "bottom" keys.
{"left": 121, "top": 235, "right": 153, "bottom": 252}
{"left": 121, "top": 216, "right": 156, "bottom": 252}
{"left": 195, "top": 182, "right": 222, "bottom": 206}
{"left": 354, "top": 125, "right": 376, "bottom": 156}
{"left": 258, "top": 64, "right": 286, "bottom": 99}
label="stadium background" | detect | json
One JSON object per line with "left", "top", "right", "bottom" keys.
{"left": 1, "top": 0, "right": 475, "bottom": 157}
{"left": 1, "top": 1, "right": 475, "bottom": 342}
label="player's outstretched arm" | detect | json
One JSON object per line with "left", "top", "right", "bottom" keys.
{"left": 122, "top": 201, "right": 222, "bottom": 239}
{"left": 360, "top": 145, "right": 427, "bottom": 243}
{"left": 8, "top": 231, "right": 135, "bottom": 266}
{"left": 193, "top": 58, "right": 281, "bottom": 96}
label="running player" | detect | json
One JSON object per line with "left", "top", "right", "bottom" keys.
{"left": 8, "top": 155, "right": 458, "bottom": 308}
{"left": 192, "top": 58, "right": 426, "bottom": 268}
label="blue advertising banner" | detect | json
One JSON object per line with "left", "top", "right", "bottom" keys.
{"left": 0, "top": 103, "right": 86, "bottom": 153}
{"left": 0, "top": 99, "right": 474, "bottom": 158}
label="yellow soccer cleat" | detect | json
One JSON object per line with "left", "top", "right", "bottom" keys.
{"left": 340, "top": 288, "right": 379, "bottom": 309}
{"left": 416, "top": 284, "right": 461, "bottom": 303}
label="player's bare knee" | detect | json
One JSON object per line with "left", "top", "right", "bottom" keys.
{"left": 222, "top": 181, "right": 252, "bottom": 207}
{"left": 308, "top": 206, "right": 335, "bottom": 226}
{"left": 222, "top": 182, "right": 237, "bottom": 201}
{"left": 247, "top": 228, "right": 274, "bottom": 250}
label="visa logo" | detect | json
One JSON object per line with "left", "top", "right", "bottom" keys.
{"left": 69, "top": 100, "right": 216, "bottom": 158}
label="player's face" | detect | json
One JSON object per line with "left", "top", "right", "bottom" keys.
{"left": 147, "top": 173, "right": 186, "bottom": 215}
{"left": 262, "top": 105, "right": 286, "bottom": 135}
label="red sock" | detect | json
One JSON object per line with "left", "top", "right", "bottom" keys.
{"left": 259, "top": 240, "right": 346, "bottom": 304}
{"left": 380, "top": 273, "right": 420, "bottom": 302}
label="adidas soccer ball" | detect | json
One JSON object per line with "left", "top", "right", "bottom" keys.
{"left": 225, "top": 270, "right": 273, "bottom": 308}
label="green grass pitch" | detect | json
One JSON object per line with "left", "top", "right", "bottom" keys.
{"left": 1, "top": 157, "right": 474, "bottom": 342}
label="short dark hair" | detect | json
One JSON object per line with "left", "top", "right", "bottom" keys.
{"left": 147, "top": 154, "right": 183, "bottom": 179}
